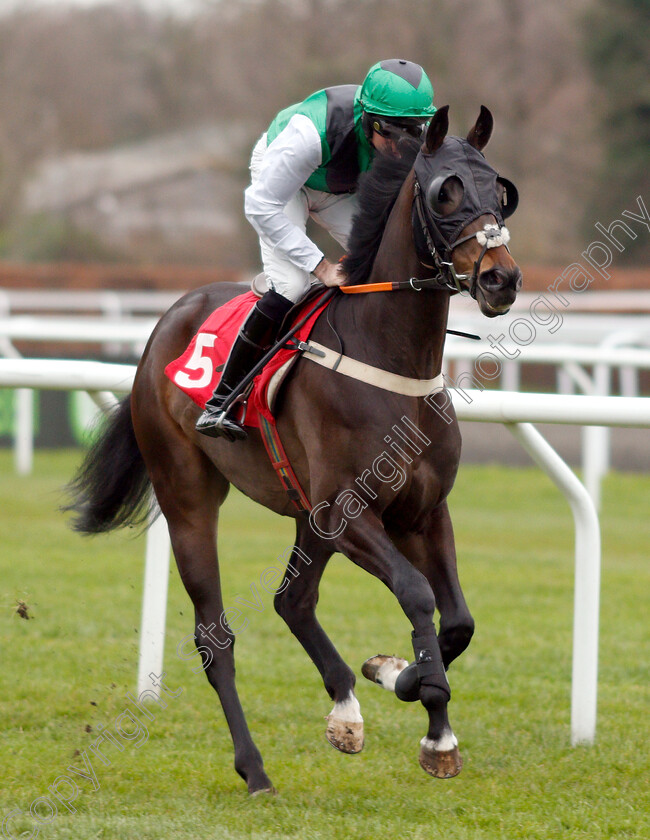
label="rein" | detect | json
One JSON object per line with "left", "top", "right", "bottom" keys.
{"left": 339, "top": 279, "right": 480, "bottom": 340}
{"left": 339, "top": 277, "right": 480, "bottom": 339}
{"left": 341, "top": 276, "right": 445, "bottom": 294}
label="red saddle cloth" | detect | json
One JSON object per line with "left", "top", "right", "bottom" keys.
{"left": 164, "top": 290, "right": 330, "bottom": 428}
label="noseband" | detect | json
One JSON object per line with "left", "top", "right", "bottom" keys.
{"left": 412, "top": 178, "right": 511, "bottom": 299}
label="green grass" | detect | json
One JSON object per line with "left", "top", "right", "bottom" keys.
{"left": 0, "top": 450, "right": 648, "bottom": 839}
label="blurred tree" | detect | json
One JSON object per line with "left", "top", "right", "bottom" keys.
{"left": 0, "top": 0, "right": 610, "bottom": 266}
{"left": 584, "top": 0, "right": 650, "bottom": 262}
{"left": 1, "top": 213, "right": 127, "bottom": 263}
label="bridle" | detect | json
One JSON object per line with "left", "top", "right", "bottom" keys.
{"left": 342, "top": 177, "right": 512, "bottom": 299}
{"left": 411, "top": 177, "right": 511, "bottom": 299}
{"left": 342, "top": 144, "right": 517, "bottom": 299}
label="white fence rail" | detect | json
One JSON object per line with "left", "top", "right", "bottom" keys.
{"left": 1, "top": 358, "right": 650, "bottom": 746}
{"left": 0, "top": 289, "right": 183, "bottom": 318}
{"left": 2, "top": 315, "right": 649, "bottom": 504}
{"left": 0, "top": 315, "right": 157, "bottom": 347}
{"left": 2, "top": 287, "right": 650, "bottom": 316}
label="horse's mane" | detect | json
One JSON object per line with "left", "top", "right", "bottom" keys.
{"left": 342, "top": 136, "right": 420, "bottom": 285}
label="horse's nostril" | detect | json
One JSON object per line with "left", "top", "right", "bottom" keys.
{"left": 481, "top": 267, "right": 522, "bottom": 292}
{"left": 480, "top": 269, "right": 505, "bottom": 290}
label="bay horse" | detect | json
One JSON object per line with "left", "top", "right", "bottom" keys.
{"left": 66, "top": 105, "right": 522, "bottom": 794}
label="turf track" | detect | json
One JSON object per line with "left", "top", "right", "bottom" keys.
{"left": 0, "top": 450, "right": 648, "bottom": 839}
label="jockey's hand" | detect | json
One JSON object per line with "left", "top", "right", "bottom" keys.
{"left": 313, "top": 257, "right": 347, "bottom": 288}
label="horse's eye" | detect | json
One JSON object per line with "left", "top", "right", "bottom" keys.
{"left": 427, "top": 175, "right": 463, "bottom": 216}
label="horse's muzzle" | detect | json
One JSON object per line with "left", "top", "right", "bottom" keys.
{"left": 476, "top": 265, "right": 522, "bottom": 316}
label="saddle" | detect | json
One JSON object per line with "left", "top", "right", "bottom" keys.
{"left": 165, "top": 288, "right": 333, "bottom": 429}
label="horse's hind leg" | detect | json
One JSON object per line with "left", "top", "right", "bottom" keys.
{"left": 273, "top": 520, "right": 363, "bottom": 753}
{"left": 139, "top": 427, "right": 274, "bottom": 794}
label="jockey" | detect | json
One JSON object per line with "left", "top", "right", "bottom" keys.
{"left": 196, "top": 59, "right": 436, "bottom": 440}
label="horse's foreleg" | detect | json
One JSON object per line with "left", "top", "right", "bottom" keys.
{"left": 329, "top": 508, "right": 461, "bottom": 778}
{"left": 382, "top": 504, "right": 472, "bottom": 776}
{"left": 274, "top": 521, "right": 362, "bottom": 753}
{"left": 391, "top": 502, "right": 474, "bottom": 669}
{"left": 141, "top": 430, "right": 274, "bottom": 794}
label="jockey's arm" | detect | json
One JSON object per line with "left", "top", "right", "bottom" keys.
{"left": 244, "top": 114, "right": 327, "bottom": 276}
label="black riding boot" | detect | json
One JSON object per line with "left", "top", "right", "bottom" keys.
{"left": 195, "top": 290, "right": 294, "bottom": 441}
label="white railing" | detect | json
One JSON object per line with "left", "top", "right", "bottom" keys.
{"left": 509, "top": 289, "right": 650, "bottom": 313}
{"left": 0, "top": 289, "right": 183, "bottom": 318}
{"left": 0, "top": 315, "right": 157, "bottom": 345}
{"left": 443, "top": 337, "right": 650, "bottom": 507}
{"left": 3, "top": 315, "right": 649, "bottom": 503}
{"left": 0, "top": 318, "right": 155, "bottom": 474}
{"left": 1, "top": 287, "right": 649, "bottom": 316}
{"left": 1, "top": 357, "right": 650, "bottom": 746}
{"left": 0, "top": 285, "right": 253, "bottom": 320}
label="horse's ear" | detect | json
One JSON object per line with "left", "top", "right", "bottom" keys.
{"left": 466, "top": 105, "right": 493, "bottom": 151}
{"left": 422, "top": 105, "right": 449, "bottom": 154}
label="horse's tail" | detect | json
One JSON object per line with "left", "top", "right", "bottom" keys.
{"left": 64, "top": 395, "right": 153, "bottom": 534}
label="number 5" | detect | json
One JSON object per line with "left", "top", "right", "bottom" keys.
{"left": 174, "top": 333, "right": 218, "bottom": 389}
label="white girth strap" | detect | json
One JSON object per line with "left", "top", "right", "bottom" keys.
{"left": 301, "top": 340, "right": 445, "bottom": 397}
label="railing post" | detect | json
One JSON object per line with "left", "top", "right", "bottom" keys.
{"left": 507, "top": 422, "right": 601, "bottom": 745}
{"left": 14, "top": 388, "right": 34, "bottom": 475}
{"left": 137, "top": 508, "right": 172, "bottom": 698}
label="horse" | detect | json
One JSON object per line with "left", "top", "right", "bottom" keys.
{"left": 66, "top": 105, "right": 522, "bottom": 795}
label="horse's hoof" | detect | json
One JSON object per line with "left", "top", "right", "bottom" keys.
{"left": 361, "top": 654, "right": 409, "bottom": 691}
{"left": 325, "top": 716, "right": 364, "bottom": 754}
{"left": 418, "top": 743, "right": 462, "bottom": 779}
{"left": 249, "top": 785, "right": 277, "bottom": 797}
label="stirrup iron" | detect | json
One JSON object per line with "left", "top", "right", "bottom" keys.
{"left": 196, "top": 405, "right": 247, "bottom": 441}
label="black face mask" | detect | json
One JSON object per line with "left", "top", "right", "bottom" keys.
{"left": 414, "top": 136, "right": 518, "bottom": 255}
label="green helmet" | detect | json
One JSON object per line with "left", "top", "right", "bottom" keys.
{"left": 360, "top": 59, "right": 436, "bottom": 119}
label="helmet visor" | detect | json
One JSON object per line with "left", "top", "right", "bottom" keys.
{"left": 369, "top": 115, "right": 427, "bottom": 140}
